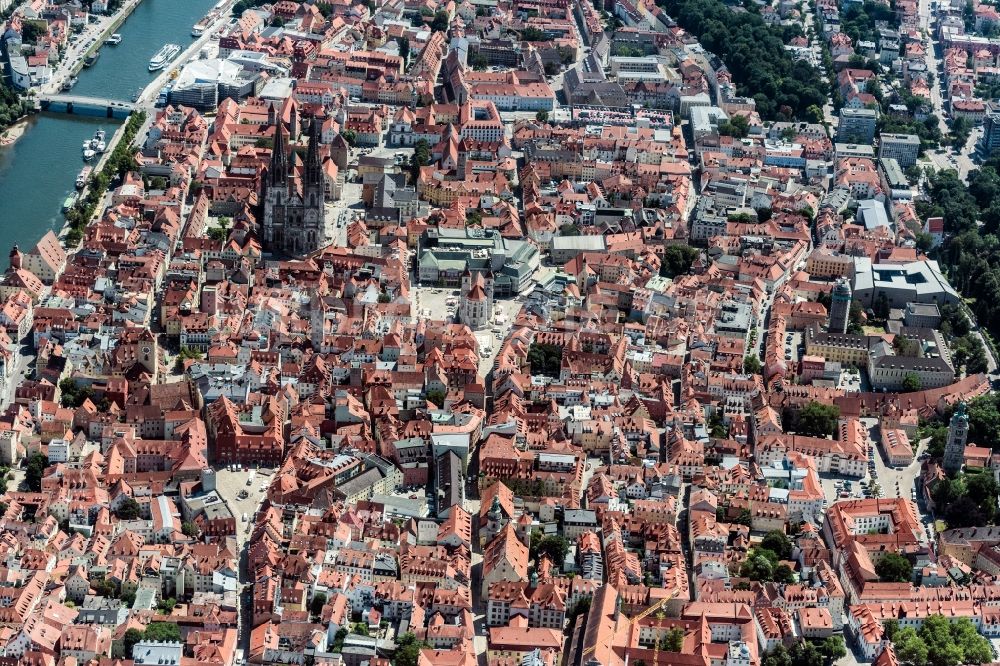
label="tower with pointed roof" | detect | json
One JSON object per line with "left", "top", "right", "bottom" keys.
{"left": 261, "top": 115, "right": 326, "bottom": 257}
{"left": 459, "top": 268, "right": 493, "bottom": 330}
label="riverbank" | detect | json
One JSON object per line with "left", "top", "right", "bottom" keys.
{"left": 60, "top": 110, "right": 145, "bottom": 248}
{"left": 0, "top": 117, "right": 29, "bottom": 147}
{"left": 42, "top": 0, "right": 145, "bottom": 92}
{"left": 0, "top": 0, "right": 222, "bottom": 259}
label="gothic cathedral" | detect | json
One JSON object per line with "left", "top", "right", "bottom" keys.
{"left": 261, "top": 116, "right": 326, "bottom": 257}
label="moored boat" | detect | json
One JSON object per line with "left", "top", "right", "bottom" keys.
{"left": 149, "top": 44, "right": 181, "bottom": 72}
{"left": 76, "top": 166, "right": 92, "bottom": 189}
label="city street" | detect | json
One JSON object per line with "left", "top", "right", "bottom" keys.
{"left": 917, "top": 0, "right": 981, "bottom": 182}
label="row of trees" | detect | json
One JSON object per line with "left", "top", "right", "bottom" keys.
{"left": 655, "top": 0, "right": 828, "bottom": 119}
{"left": 917, "top": 152, "right": 1000, "bottom": 345}
{"left": 122, "top": 623, "right": 182, "bottom": 660}
{"left": 762, "top": 637, "right": 847, "bottom": 666}
{"left": 886, "top": 615, "right": 993, "bottom": 666}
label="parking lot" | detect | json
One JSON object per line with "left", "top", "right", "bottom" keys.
{"left": 783, "top": 331, "right": 804, "bottom": 364}
{"left": 818, "top": 419, "right": 935, "bottom": 545}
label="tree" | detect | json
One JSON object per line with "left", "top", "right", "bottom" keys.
{"left": 535, "top": 110, "right": 549, "bottom": 122}
{"left": 527, "top": 343, "right": 563, "bottom": 376}
{"left": 143, "top": 622, "right": 181, "bottom": 643}
{"left": 122, "top": 628, "right": 145, "bottom": 658}
{"left": 740, "top": 547, "right": 785, "bottom": 581}
{"left": 965, "top": 471, "right": 998, "bottom": 511}
{"left": 181, "top": 521, "right": 198, "bottom": 537}
{"left": 804, "top": 104, "right": 824, "bottom": 123}
{"left": 774, "top": 564, "right": 796, "bottom": 584}
{"left": 25, "top": 453, "right": 47, "bottom": 492}
{"left": 425, "top": 389, "right": 446, "bottom": 406}
{"left": 20, "top": 20, "right": 47, "bottom": 44}
{"left": 708, "top": 410, "right": 727, "bottom": 439}
{"left": 157, "top": 597, "right": 177, "bottom": 614}
{"left": 310, "top": 592, "right": 327, "bottom": 617}
{"left": 560, "top": 223, "right": 580, "bottom": 236}
{"left": 892, "top": 615, "right": 993, "bottom": 666}
{"left": 398, "top": 37, "right": 410, "bottom": 63}
{"left": 921, "top": 615, "right": 992, "bottom": 666}
{"left": 340, "top": 129, "right": 357, "bottom": 146}
{"left": 533, "top": 535, "right": 571, "bottom": 564}
{"left": 352, "top": 622, "right": 370, "bottom": 636}
{"left": 410, "top": 139, "right": 430, "bottom": 181}
{"left": 895, "top": 626, "right": 930, "bottom": 666}
{"left": 875, "top": 552, "right": 913, "bottom": 583}
{"left": 469, "top": 52, "right": 489, "bottom": 69}
{"left": 951, "top": 115, "right": 973, "bottom": 150}
{"left": 655, "top": 0, "right": 828, "bottom": 119}
{"left": 742, "top": 354, "right": 762, "bottom": 375}
{"left": 718, "top": 114, "right": 750, "bottom": 138}
{"left": 819, "top": 636, "right": 847, "bottom": 665}
{"left": 951, "top": 334, "right": 988, "bottom": 374}
{"left": 521, "top": 26, "right": 545, "bottom": 41}
{"left": 661, "top": 627, "right": 684, "bottom": 652}
{"left": 933, "top": 471, "right": 998, "bottom": 525}
{"left": 789, "top": 640, "right": 824, "bottom": 666}
{"left": 567, "top": 596, "right": 591, "bottom": 623}
{"left": 847, "top": 300, "right": 865, "bottom": 334}
{"left": 660, "top": 244, "right": 700, "bottom": 278}
{"left": 395, "top": 633, "right": 429, "bottom": 666}
{"left": 901, "top": 372, "right": 923, "bottom": 392}
{"left": 207, "top": 225, "right": 229, "bottom": 243}
{"left": 763, "top": 645, "right": 792, "bottom": 666}
{"left": 116, "top": 497, "right": 142, "bottom": 520}
{"left": 795, "top": 401, "right": 840, "bottom": 437}
{"left": 430, "top": 9, "right": 450, "bottom": 31}
{"left": 331, "top": 627, "right": 348, "bottom": 652}
{"left": 59, "top": 377, "right": 94, "bottom": 408}
{"left": 761, "top": 531, "right": 792, "bottom": 559}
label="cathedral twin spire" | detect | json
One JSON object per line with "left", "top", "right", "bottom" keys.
{"left": 268, "top": 115, "right": 323, "bottom": 192}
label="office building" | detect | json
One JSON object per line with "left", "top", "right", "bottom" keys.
{"left": 837, "top": 108, "right": 878, "bottom": 144}
{"left": 878, "top": 133, "right": 920, "bottom": 168}
{"left": 982, "top": 107, "right": 1000, "bottom": 155}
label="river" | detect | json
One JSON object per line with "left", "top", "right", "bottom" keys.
{"left": 0, "top": 0, "right": 217, "bottom": 251}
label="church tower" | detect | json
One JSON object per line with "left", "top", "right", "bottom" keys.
{"left": 459, "top": 268, "right": 493, "bottom": 330}
{"left": 944, "top": 401, "right": 969, "bottom": 475}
